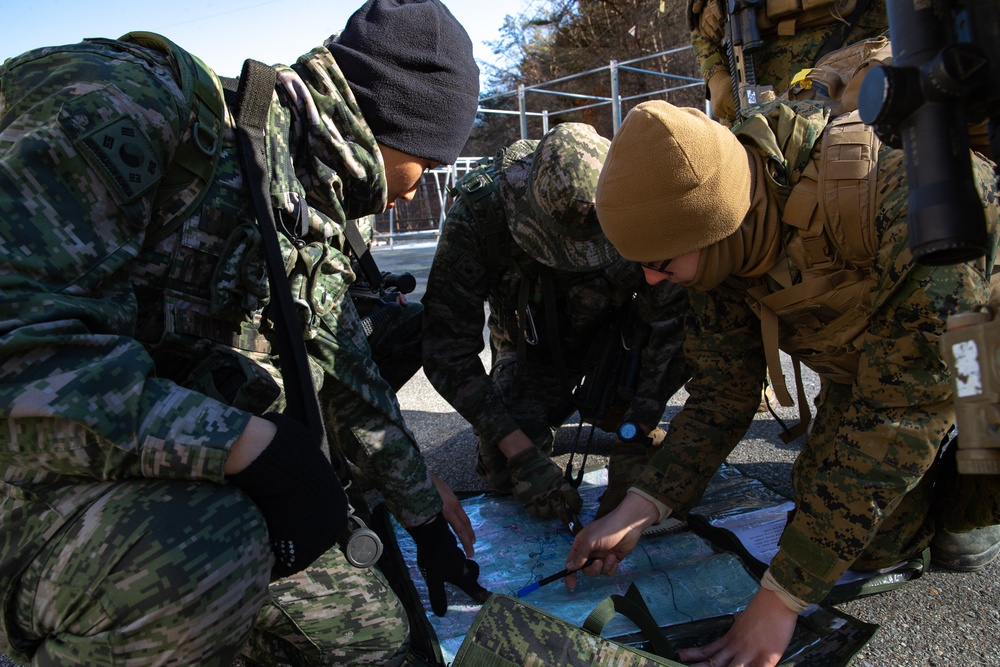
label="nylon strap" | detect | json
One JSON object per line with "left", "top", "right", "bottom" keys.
{"left": 582, "top": 583, "right": 680, "bottom": 661}
{"left": 229, "top": 59, "right": 327, "bottom": 449}
{"left": 344, "top": 218, "right": 384, "bottom": 290}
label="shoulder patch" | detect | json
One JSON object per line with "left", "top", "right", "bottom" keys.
{"left": 454, "top": 252, "right": 487, "bottom": 289}
{"left": 76, "top": 115, "right": 161, "bottom": 203}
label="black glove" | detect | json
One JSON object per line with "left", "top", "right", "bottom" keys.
{"left": 227, "top": 413, "right": 347, "bottom": 580}
{"left": 406, "top": 513, "right": 491, "bottom": 616}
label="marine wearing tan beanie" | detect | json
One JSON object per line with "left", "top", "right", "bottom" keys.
{"left": 595, "top": 100, "right": 753, "bottom": 263}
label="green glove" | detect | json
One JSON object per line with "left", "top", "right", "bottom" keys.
{"left": 507, "top": 446, "right": 583, "bottom": 520}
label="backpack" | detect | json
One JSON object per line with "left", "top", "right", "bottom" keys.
{"left": 113, "top": 32, "right": 227, "bottom": 248}
{"left": 785, "top": 34, "right": 893, "bottom": 118}
{"left": 729, "top": 39, "right": 892, "bottom": 439}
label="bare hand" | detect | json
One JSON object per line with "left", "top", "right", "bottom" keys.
{"left": 225, "top": 415, "right": 277, "bottom": 475}
{"left": 679, "top": 587, "right": 798, "bottom": 667}
{"left": 563, "top": 492, "right": 659, "bottom": 590}
{"left": 431, "top": 472, "right": 476, "bottom": 557}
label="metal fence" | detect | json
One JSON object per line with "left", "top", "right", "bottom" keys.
{"left": 373, "top": 46, "right": 705, "bottom": 247}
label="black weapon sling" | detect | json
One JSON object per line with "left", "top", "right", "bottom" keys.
{"left": 227, "top": 58, "right": 382, "bottom": 568}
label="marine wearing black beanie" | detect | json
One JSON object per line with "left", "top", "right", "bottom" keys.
{"left": 327, "top": 0, "right": 480, "bottom": 165}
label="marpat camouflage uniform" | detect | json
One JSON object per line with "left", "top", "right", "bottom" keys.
{"left": 632, "top": 99, "right": 1000, "bottom": 604}
{"left": 0, "top": 36, "right": 415, "bottom": 666}
{"left": 687, "top": 0, "right": 887, "bottom": 121}
{"left": 422, "top": 136, "right": 689, "bottom": 495}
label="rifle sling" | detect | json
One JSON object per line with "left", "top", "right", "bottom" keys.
{"left": 344, "top": 218, "right": 385, "bottom": 291}
{"left": 228, "top": 59, "right": 340, "bottom": 469}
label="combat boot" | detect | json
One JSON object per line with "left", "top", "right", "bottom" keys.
{"left": 595, "top": 428, "right": 665, "bottom": 518}
{"left": 930, "top": 524, "right": 1000, "bottom": 572}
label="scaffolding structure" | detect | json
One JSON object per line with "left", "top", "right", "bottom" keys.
{"left": 375, "top": 46, "right": 706, "bottom": 247}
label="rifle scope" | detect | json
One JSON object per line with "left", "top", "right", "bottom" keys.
{"left": 858, "top": 0, "right": 998, "bottom": 266}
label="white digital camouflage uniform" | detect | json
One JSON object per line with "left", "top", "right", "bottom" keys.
{"left": 0, "top": 35, "right": 430, "bottom": 666}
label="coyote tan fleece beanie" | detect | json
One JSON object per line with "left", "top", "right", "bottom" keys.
{"left": 595, "top": 100, "right": 752, "bottom": 262}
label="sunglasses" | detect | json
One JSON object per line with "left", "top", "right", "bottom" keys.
{"left": 640, "top": 258, "right": 673, "bottom": 274}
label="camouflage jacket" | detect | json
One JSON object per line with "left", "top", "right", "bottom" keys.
{"left": 422, "top": 153, "right": 689, "bottom": 445}
{"left": 688, "top": 0, "right": 888, "bottom": 100}
{"left": 633, "top": 102, "right": 1000, "bottom": 603}
{"left": 0, "top": 36, "right": 437, "bottom": 601}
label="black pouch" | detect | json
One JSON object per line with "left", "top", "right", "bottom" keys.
{"left": 149, "top": 333, "right": 281, "bottom": 413}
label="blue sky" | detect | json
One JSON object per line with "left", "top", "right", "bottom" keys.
{"left": 0, "top": 0, "right": 529, "bottom": 79}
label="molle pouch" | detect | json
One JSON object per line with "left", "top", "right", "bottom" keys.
{"left": 211, "top": 222, "right": 269, "bottom": 321}
{"left": 150, "top": 333, "right": 280, "bottom": 413}
{"left": 453, "top": 585, "right": 686, "bottom": 667}
{"left": 941, "top": 307, "right": 1000, "bottom": 475}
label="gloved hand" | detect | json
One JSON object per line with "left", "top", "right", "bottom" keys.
{"left": 227, "top": 413, "right": 347, "bottom": 580}
{"left": 407, "top": 513, "right": 491, "bottom": 616}
{"left": 707, "top": 69, "right": 736, "bottom": 123}
{"left": 507, "top": 446, "right": 583, "bottom": 521}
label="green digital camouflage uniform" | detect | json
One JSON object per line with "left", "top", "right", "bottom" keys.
{"left": 632, "top": 99, "right": 1000, "bottom": 605}
{"left": 0, "top": 36, "right": 425, "bottom": 666}
{"left": 422, "top": 131, "right": 689, "bottom": 499}
{"left": 687, "top": 0, "right": 887, "bottom": 121}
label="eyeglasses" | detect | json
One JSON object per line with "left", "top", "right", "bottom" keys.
{"left": 640, "top": 258, "right": 673, "bottom": 274}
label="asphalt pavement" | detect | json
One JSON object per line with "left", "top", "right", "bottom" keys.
{"left": 3, "top": 240, "right": 996, "bottom": 667}
{"left": 378, "top": 240, "right": 1000, "bottom": 667}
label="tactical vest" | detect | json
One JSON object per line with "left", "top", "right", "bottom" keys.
{"left": 734, "top": 101, "right": 879, "bottom": 442}
{"left": 691, "top": 0, "right": 869, "bottom": 44}
{"left": 120, "top": 34, "right": 278, "bottom": 357}
{"left": 732, "top": 38, "right": 893, "bottom": 395}
{"left": 743, "top": 109, "right": 879, "bottom": 383}
{"left": 759, "top": 0, "right": 863, "bottom": 38}
{"left": 450, "top": 155, "right": 622, "bottom": 356}
{"left": 112, "top": 32, "right": 292, "bottom": 423}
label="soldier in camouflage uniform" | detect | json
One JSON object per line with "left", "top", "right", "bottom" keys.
{"left": 565, "top": 100, "right": 1000, "bottom": 667}
{"left": 422, "top": 122, "right": 689, "bottom": 524}
{"left": 0, "top": 1, "right": 485, "bottom": 665}
{"left": 687, "top": 0, "right": 887, "bottom": 123}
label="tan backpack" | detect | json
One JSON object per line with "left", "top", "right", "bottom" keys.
{"left": 731, "top": 38, "right": 892, "bottom": 439}
{"left": 784, "top": 34, "right": 893, "bottom": 118}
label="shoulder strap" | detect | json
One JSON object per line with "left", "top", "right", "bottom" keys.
{"left": 344, "top": 218, "right": 385, "bottom": 290}
{"left": 119, "top": 32, "right": 225, "bottom": 248}
{"left": 583, "top": 583, "right": 681, "bottom": 661}
{"left": 229, "top": 58, "right": 327, "bottom": 447}
{"left": 450, "top": 158, "right": 514, "bottom": 289}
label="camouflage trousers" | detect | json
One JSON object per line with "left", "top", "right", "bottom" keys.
{"left": 794, "top": 382, "right": 1000, "bottom": 571}
{"left": 475, "top": 349, "right": 578, "bottom": 493}
{"left": 3, "top": 479, "right": 408, "bottom": 666}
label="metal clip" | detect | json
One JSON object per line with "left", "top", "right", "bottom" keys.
{"left": 521, "top": 306, "right": 539, "bottom": 345}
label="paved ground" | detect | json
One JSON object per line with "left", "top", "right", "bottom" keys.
{"left": 379, "top": 241, "right": 1000, "bottom": 667}
{"left": 4, "top": 240, "right": 996, "bottom": 667}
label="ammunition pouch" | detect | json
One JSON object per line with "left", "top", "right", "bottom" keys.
{"left": 941, "top": 307, "right": 1000, "bottom": 475}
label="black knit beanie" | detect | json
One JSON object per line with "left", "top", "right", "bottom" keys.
{"left": 327, "top": 0, "right": 480, "bottom": 165}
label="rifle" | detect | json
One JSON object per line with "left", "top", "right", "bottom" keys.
{"left": 724, "top": 0, "right": 772, "bottom": 117}
{"left": 858, "top": 0, "right": 1000, "bottom": 475}
{"left": 349, "top": 268, "right": 417, "bottom": 342}
{"left": 858, "top": 0, "right": 999, "bottom": 266}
